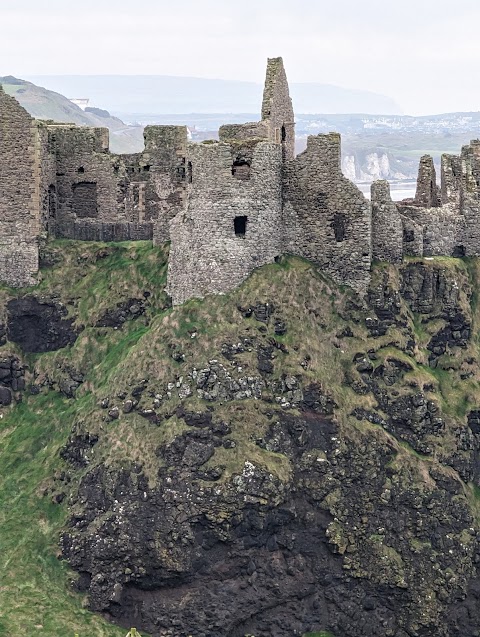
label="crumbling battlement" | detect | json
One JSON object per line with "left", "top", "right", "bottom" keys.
{"left": 219, "top": 57, "right": 295, "bottom": 160}
{"left": 49, "top": 123, "right": 187, "bottom": 243}
{"left": 2, "top": 57, "right": 480, "bottom": 303}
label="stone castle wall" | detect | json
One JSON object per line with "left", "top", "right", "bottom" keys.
{"left": 372, "top": 138, "right": 480, "bottom": 260}
{"left": 166, "top": 139, "right": 283, "bottom": 305}
{"left": 371, "top": 180, "right": 403, "bottom": 263}
{"left": 0, "top": 86, "right": 40, "bottom": 286}
{"left": 48, "top": 124, "right": 187, "bottom": 242}
{"left": 283, "top": 133, "right": 372, "bottom": 294}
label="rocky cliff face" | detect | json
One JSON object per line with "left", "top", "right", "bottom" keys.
{"left": 3, "top": 244, "right": 480, "bottom": 637}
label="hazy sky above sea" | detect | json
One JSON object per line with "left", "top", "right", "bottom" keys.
{"left": 1, "top": 0, "right": 479, "bottom": 115}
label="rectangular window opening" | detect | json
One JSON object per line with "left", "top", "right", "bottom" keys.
{"left": 234, "top": 216, "right": 248, "bottom": 237}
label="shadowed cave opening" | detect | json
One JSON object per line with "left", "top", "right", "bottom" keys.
{"left": 234, "top": 216, "right": 248, "bottom": 237}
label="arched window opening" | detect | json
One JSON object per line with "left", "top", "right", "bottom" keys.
{"left": 281, "top": 125, "right": 286, "bottom": 142}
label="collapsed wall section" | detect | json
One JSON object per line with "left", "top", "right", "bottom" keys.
{"left": 283, "top": 133, "right": 372, "bottom": 293}
{"left": 167, "top": 140, "right": 283, "bottom": 305}
{"left": 0, "top": 86, "right": 40, "bottom": 286}
{"left": 218, "top": 58, "right": 295, "bottom": 161}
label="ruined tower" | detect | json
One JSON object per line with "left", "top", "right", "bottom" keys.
{"left": 166, "top": 58, "right": 295, "bottom": 305}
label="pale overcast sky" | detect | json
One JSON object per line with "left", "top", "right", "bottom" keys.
{"left": 0, "top": 0, "right": 479, "bottom": 114}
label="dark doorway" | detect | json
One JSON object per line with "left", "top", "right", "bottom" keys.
{"left": 453, "top": 245, "right": 466, "bottom": 257}
{"left": 234, "top": 216, "right": 248, "bottom": 237}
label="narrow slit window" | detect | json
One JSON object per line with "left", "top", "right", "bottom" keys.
{"left": 234, "top": 216, "right": 247, "bottom": 237}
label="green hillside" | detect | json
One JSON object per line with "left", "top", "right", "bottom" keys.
{"left": 0, "top": 77, "right": 144, "bottom": 154}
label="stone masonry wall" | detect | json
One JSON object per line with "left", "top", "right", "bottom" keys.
{"left": 0, "top": 86, "right": 39, "bottom": 286}
{"left": 219, "top": 122, "right": 268, "bottom": 143}
{"left": 166, "top": 140, "right": 282, "bottom": 305}
{"left": 371, "top": 180, "right": 403, "bottom": 263}
{"left": 218, "top": 58, "right": 294, "bottom": 162}
{"left": 398, "top": 205, "right": 465, "bottom": 257}
{"left": 47, "top": 124, "right": 187, "bottom": 242}
{"left": 283, "top": 133, "right": 372, "bottom": 294}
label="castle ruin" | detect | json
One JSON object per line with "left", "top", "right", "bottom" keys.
{"left": 1, "top": 58, "right": 480, "bottom": 303}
